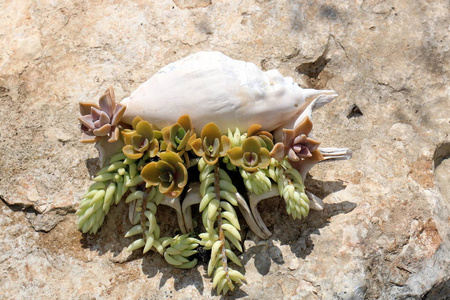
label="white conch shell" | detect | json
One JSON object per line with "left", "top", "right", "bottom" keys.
{"left": 121, "top": 51, "right": 335, "bottom": 134}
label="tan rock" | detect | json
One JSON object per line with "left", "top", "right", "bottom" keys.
{"left": 0, "top": 0, "right": 449, "bottom": 299}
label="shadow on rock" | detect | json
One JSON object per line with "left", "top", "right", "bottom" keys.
{"left": 239, "top": 180, "right": 355, "bottom": 275}
{"left": 80, "top": 201, "right": 134, "bottom": 259}
{"left": 140, "top": 247, "right": 249, "bottom": 298}
{"left": 287, "top": 201, "right": 357, "bottom": 259}
{"left": 240, "top": 237, "right": 286, "bottom": 276}
{"left": 305, "top": 174, "right": 347, "bottom": 199}
{"left": 139, "top": 252, "right": 205, "bottom": 295}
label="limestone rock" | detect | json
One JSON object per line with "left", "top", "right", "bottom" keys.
{"left": 0, "top": 0, "right": 449, "bottom": 299}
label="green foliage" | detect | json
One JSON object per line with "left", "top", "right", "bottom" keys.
{"left": 197, "top": 158, "right": 245, "bottom": 294}
{"left": 77, "top": 115, "right": 314, "bottom": 295}
{"left": 76, "top": 152, "right": 144, "bottom": 233}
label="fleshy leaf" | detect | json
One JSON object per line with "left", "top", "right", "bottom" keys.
{"left": 242, "top": 137, "right": 261, "bottom": 154}
{"left": 78, "top": 115, "right": 95, "bottom": 130}
{"left": 123, "top": 145, "right": 144, "bottom": 160}
{"left": 177, "top": 115, "right": 193, "bottom": 132}
{"left": 147, "top": 139, "right": 159, "bottom": 157}
{"left": 108, "top": 127, "right": 120, "bottom": 143}
{"left": 80, "top": 132, "right": 99, "bottom": 143}
{"left": 79, "top": 102, "right": 99, "bottom": 116}
{"left": 160, "top": 151, "right": 183, "bottom": 167}
{"left": 122, "top": 129, "right": 136, "bottom": 145}
{"left": 293, "top": 116, "right": 313, "bottom": 137}
{"left": 141, "top": 162, "right": 161, "bottom": 185}
{"left": 219, "top": 136, "right": 231, "bottom": 156}
{"left": 258, "top": 148, "right": 271, "bottom": 169}
{"left": 131, "top": 134, "right": 149, "bottom": 152}
{"left": 247, "top": 124, "right": 262, "bottom": 137}
{"left": 190, "top": 138, "right": 204, "bottom": 156}
{"left": 174, "top": 162, "right": 188, "bottom": 188}
{"left": 270, "top": 142, "right": 286, "bottom": 161}
{"left": 201, "top": 123, "right": 221, "bottom": 141}
{"left": 99, "top": 90, "right": 114, "bottom": 117}
{"left": 227, "top": 147, "right": 244, "bottom": 166}
{"left": 136, "top": 121, "right": 153, "bottom": 142}
{"left": 98, "top": 111, "right": 111, "bottom": 127}
{"left": 132, "top": 116, "right": 143, "bottom": 129}
{"left": 93, "top": 124, "right": 112, "bottom": 136}
{"left": 111, "top": 103, "right": 126, "bottom": 126}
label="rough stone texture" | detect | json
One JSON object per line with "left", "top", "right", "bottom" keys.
{"left": 1, "top": 0, "right": 449, "bottom": 299}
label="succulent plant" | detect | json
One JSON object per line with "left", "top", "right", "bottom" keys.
{"left": 141, "top": 151, "right": 188, "bottom": 198}
{"left": 227, "top": 136, "right": 271, "bottom": 172}
{"left": 270, "top": 116, "right": 323, "bottom": 163}
{"left": 246, "top": 124, "right": 274, "bottom": 151}
{"left": 76, "top": 51, "right": 354, "bottom": 297}
{"left": 190, "top": 122, "right": 231, "bottom": 165}
{"left": 162, "top": 115, "right": 196, "bottom": 152}
{"left": 78, "top": 87, "right": 126, "bottom": 143}
{"left": 122, "top": 117, "right": 160, "bottom": 160}
{"left": 161, "top": 115, "right": 196, "bottom": 165}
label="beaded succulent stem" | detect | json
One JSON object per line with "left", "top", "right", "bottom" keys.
{"left": 76, "top": 107, "right": 347, "bottom": 295}
{"left": 125, "top": 186, "right": 164, "bottom": 254}
{"left": 266, "top": 158, "right": 309, "bottom": 220}
{"left": 214, "top": 163, "right": 233, "bottom": 291}
{"left": 77, "top": 151, "right": 139, "bottom": 234}
{"left": 140, "top": 187, "right": 150, "bottom": 241}
{"left": 197, "top": 158, "right": 245, "bottom": 294}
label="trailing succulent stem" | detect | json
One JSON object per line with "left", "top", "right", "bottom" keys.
{"left": 160, "top": 234, "right": 200, "bottom": 268}
{"left": 77, "top": 152, "right": 144, "bottom": 233}
{"left": 76, "top": 107, "right": 343, "bottom": 296}
{"left": 125, "top": 186, "right": 164, "bottom": 254}
{"left": 266, "top": 158, "right": 310, "bottom": 220}
{"left": 240, "top": 169, "right": 272, "bottom": 195}
{"left": 126, "top": 187, "right": 199, "bottom": 267}
{"left": 197, "top": 158, "right": 245, "bottom": 294}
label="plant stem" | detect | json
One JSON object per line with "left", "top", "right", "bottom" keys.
{"left": 214, "top": 163, "right": 232, "bottom": 289}
{"left": 140, "top": 187, "right": 151, "bottom": 240}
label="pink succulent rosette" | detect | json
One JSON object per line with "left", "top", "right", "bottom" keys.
{"left": 78, "top": 87, "right": 126, "bottom": 143}
{"left": 270, "top": 116, "right": 324, "bottom": 178}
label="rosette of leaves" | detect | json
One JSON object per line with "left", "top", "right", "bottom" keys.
{"left": 227, "top": 136, "right": 273, "bottom": 195}
{"left": 227, "top": 128, "right": 246, "bottom": 148}
{"left": 141, "top": 151, "right": 188, "bottom": 198}
{"left": 227, "top": 136, "right": 271, "bottom": 172}
{"left": 271, "top": 116, "right": 323, "bottom": 164}
{"left": 190, "top": 122, "right": 231, "bottom": 165}
{"left": 122, "top": 117, "right": 160, "bottom": 160}
{"left": 78, "top": 87, "right": 126, "bottom": 143}
{"left": 161, "top": 115, "right": 196, "bottom": 165}
{"left": 246, "top": 124, "right": 274, "bottom": 151}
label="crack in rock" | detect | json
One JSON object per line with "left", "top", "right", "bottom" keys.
{"left": 1, "top": 195, "right": 72, "bottom": 232}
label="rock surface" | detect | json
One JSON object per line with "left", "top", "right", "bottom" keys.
{"left": 0, "top": 0, "right": 449, "bottom": 299}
